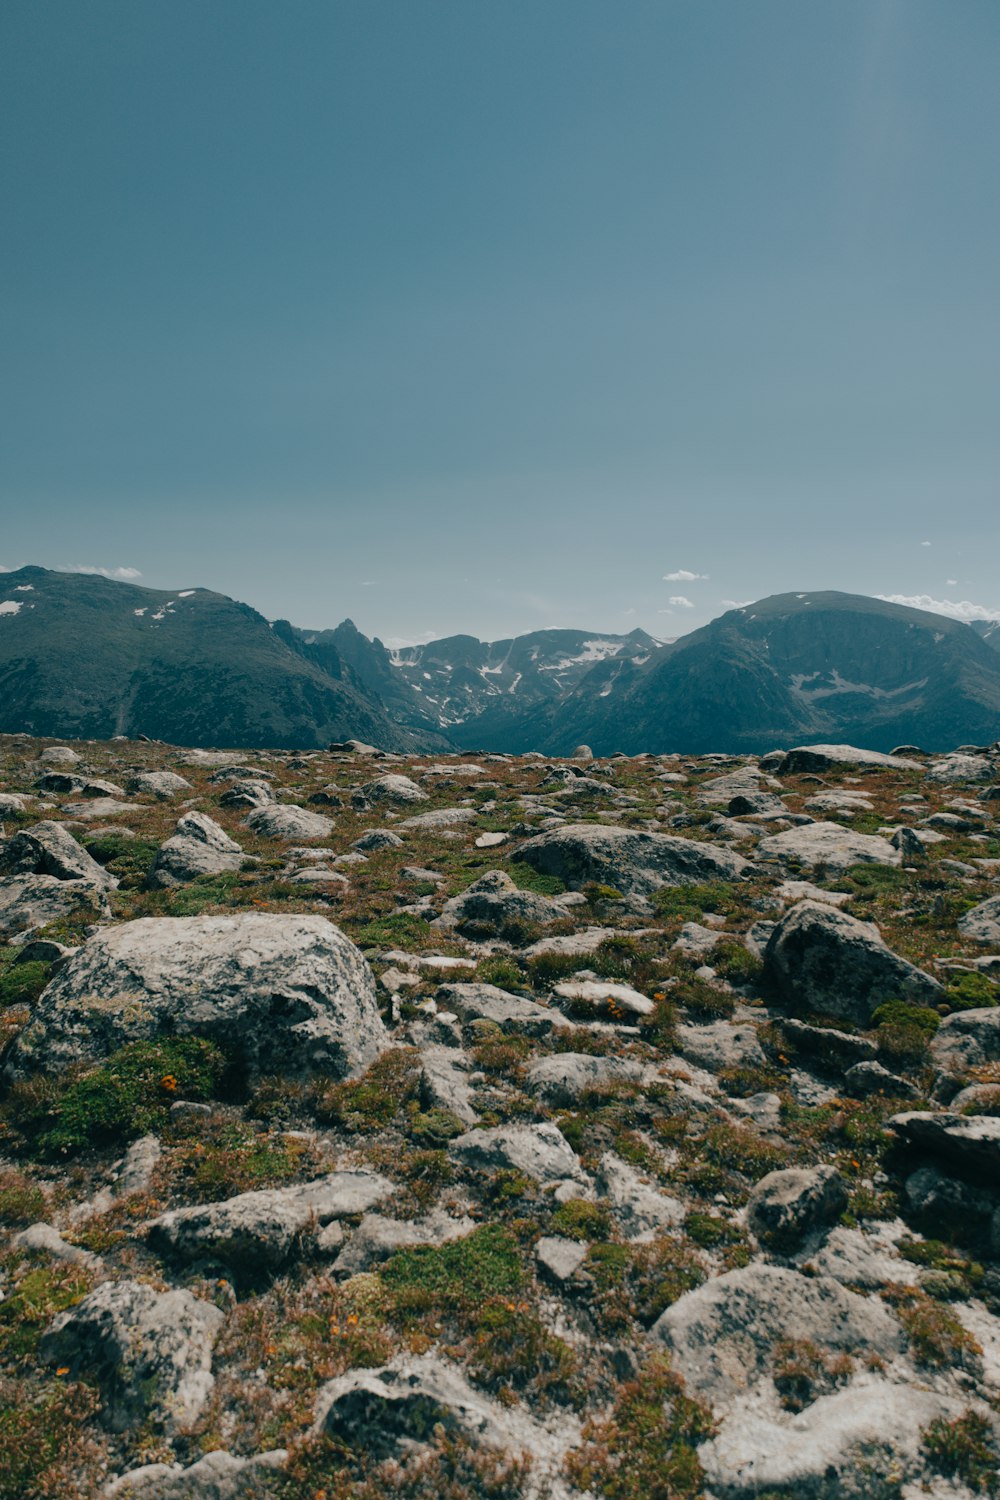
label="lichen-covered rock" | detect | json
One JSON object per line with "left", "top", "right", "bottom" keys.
{"left": 757, "top": 821, "right": 900, "bottom": 874}
{"left": 435, "top": 869, "right": 566, "bottom": 933}
{"left": 449, "top": 1122, "right": 584, "bottom": 1184}
{"left": 0, "top": 873, "right": 110, "bottom": 939}
{"left": 104, "top": 1450, "right": 287, "bottom": 1498}
{"left": 516, "top": 822, "right": 750, "bottom": 897}
{"left": 351, "top": 773, "right": 428, "bottom": 808}
{"left": 333, "top": 1210, "right": 477, "bottom": 1276}
{"left": 435, "top": 981, "right": 566, "bottom": 1037}
{"left": 524, "top": 1053, "right": 644, "bottom": 1106}
{"left": 930, "top": 1006, "right": 1000, "bottom": 1091}
{"left": 763, "top": 900, "right": 943, "bottom": 1025}
{"left": 958, "top": 893, "right": 1000, "bottom": 945}
{"left": 777, "top": 745, "right": 921, "bottom": 774}
{"left": 653, "top": 1264, "right": 904, "bottom": 1401}
{"left": 595, "top": 1152, "right": 684, "bottom": 1240}
{"left": 747, "top": 1165, "right": 848, "bottom": 1249}
{"left": 147, "top": 1171, "right": 395, "bottom": 1273}
{"left": 890, "top": 1110, "right": 1000, "bottom": 1175}
{"left": 0, "top": 818, "right": 116, "bottom": 887}
{"left": 243, "top": 804, "right": 333, "bottom": 840}
{"left": 146, "top": 811, "right": 245, "bottom": 889}
{"left": 127, "top": 770, "right": 194, "bottom": 799}
{"left": 6, "top": 912, "right": 387, "bottom": 1081}
{"left": 40, "top": 1280, "right": 223, "bottom": 1434}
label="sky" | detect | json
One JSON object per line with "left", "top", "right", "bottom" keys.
{"left": 1, "top": 0, "right": 998, "bottom": 645}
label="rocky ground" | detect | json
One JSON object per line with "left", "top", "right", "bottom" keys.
{"left": 2, "top": 733, "right": 1000, "bottom": 1499}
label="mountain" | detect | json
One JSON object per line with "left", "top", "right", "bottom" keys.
{"left": 971, "top": 619, "right": 1000, "bottom": 652}
{"left": 530, "top": 592, "right": 1000, "bottom": 755}
{"left": 285, "top": 622, "right": 659, "bottom": 745}
{"left": 0, "top": 567, "right": 429, "bottom": 750}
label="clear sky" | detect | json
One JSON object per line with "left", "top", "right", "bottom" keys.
{"left": 1, "top": 0, "right": 998, "bottom": 644}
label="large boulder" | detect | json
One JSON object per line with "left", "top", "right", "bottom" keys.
{"left": 351, "top": 774, "right": 428, "bottom": 808}
{"left": 958, "top": 893, "right": 1000, "bottom": 945}
{"left": 126, "top": 770, "right": 194, "bottom": 799}
{"left": 930, "top": 1007, "right": 1000, "bottom": 1090}
{"left": 516, "top": 823, "right": 750, "bottom": 898}
{"left": 147, "top": 1171, "right": 395, "bottom": 1274}
{"left": 652, "top": 1264, "right": 904, "bottom": 1402}
{"left": 777, "top": 745, "right": 921, "bottom": 774}
{"left": 40, "top": 1280, "right": 223, "bottom": 1434}
{"left": 890, "top": 1111, "right": 1000, "bottom": 1177}
{"left": 763, "top": 900, "right": 943, "bottom": 1025}
{"left": 146, "top": 811, "right": 245, "bottom": 889}
{"left": 6, "top": 913, "right": 387, "bottom": 1081}
{"left": 243, "top": 804, "right": 333, "bottom": 841}
{"left": 756, "top": 822, "right": 900, "bottom": 875}
{"left": 434, "top": 870, "right": 566, "bottom": 933}
{"left": 0, "top": 819, "right": 116, "bottom": 887}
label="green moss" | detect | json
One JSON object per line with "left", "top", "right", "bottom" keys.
{"left": 352, "top": 913, "right": 435, "bottom": 949}
{"left": 0, "top": 1169, "right": 46, "bottom": 1226}
{"left": 564, "top": 1354, "right": 713, "bottom": 1500}
{"left": 0, "top": 1260, "right": 95, "bottom": 1365}
{"left": 923, "top": 1410, "right": 1000, "bottom": 1493}
{"left": 944, "top": 971, "right": 999, "bottom": 1011}
{"left": 550, "top": 1198, "right": 612, "bottom": 1242}
{"left": 3, "top": 1036, "right": 226, "bottom": 1158}
{"left": 870, "top": 1000, "right": 940, "bottom": 1035}
{"left": 0, "top": 961, "right": 51, "bottom": 1008}
{"left": 406, "top": 1107, "right": 466, "bottom": 1147}
{"left": 474, "top": 956, "right": 524, "bottom": 989}
{"left": 314, "top": 1049, "right": 420, "bottom": 1132}
{"left": 84, "top": 833, "right": 161, "bottom": 885}
{"left": 381, "top": 1225, "right": 526, "bottom": 1327}
{"left": 651, "top": 881, "right": 742, "bottom": 924}
{"left": 507, "top": 861, "right": 566, "bottom": 896}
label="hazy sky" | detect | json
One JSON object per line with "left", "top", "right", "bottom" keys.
{"left": 2, "top": 1, "right": 998, "bottom": 644}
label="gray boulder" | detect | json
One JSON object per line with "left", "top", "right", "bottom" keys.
{"left": 0, "top": 818, "right": 116, "bottom": 887}
{"left": 398, "top": 806, "right": 478, "bottom": 830}
{"left": 352, "top": 828, "right": 404, "bottom": 851}
{"left": 218, "top": 779, "right": 275, "bottom": 811}
{"left": 763, "top": 900, "right": 943, "bottom": 1025}
{"left": 104, "top": 1450, "right": 287, "bottom": 1499}
{"left": 747, "top": 1165, "right": 848, "bottom": 1249}
{"left": 351, "top": 774, "right": 428, "bottom": 808}
{"left": 777, "top": 745, "right": 920, "bottom": 773}
{"left": 525, "top": 1053, "right": 644, "bottom": 1106}
{"left": 890, "top": 1111, "right": 1000, "bottom": 1176}
{"left": 7, "top": 912, "right": 387, "bottom": 1081}
{"left": 146, "top": 811, "right": 245, "bottom": 889}
{"left": 0, "top": 873, "right": 110, "bottom": 939}
{"left": 516, "top": 822, "right": 749, "bottom": 898}
{"left": 436, "top": 981, "right": 566, "bottom": 1037}
{"left": 40, "top": 1279, "right": 223, "bottom": 1434}
{"left": 958, "top": 893, "right": 1000, "bottom": 945}
{"left": 334, "top": 1210, "right": 477, "bottom": 1276}
{"left": 676, "top": 1019, "right": 766, "bottom": 1073}
{"left": 449, "top": 1122, "right": 583, "bottom": 1184}
{"left": 652, "top": 1263, "right": 904, "bottom": 1402}
{"left": 127, "top": 770, "right": 194, "bottom": 799}
{"left": 435, "top": 869, "right": 566, "bottom": 933}
{"left": 39, "top": 745, "right": 81, "bottom": 766}
{"left": 757, "top": 821, "right": 900, "bottom": 874}
{"left": 147, "top": 1171, "right": 395, "bottom": 1273}
{"left": 930, "top": 1007, "right": 1000, "bottom": 1090}
{"left": 243, "top": 804, "right": 333, "bottom": 840}
{"left": 595, "top": 1152, "right": 684, "bottom": 1240}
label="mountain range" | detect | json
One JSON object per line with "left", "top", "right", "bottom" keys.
{"left": 1, "top": 567, "right": 998, "bottom": 754}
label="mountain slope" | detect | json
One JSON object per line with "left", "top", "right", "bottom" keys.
{"left": 0, "top": 568, "right": 426, "bottom": 750}
{"left": 536, "top": 592, "right": 1000, "bottom": 755}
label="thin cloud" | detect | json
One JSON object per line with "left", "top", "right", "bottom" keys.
{"left": 663, "top": 570, "right": 708, "bottom": 582}
{"left": 877, "top": 593, "right": 1000, "bottom": 623}
{"left": 920, "top": 541, "right": 931, "bottom": 547}
{"left": 669, "top": 595, "right": 694, "bottom": 609}
{"left": 721, "top": 599, "right": 753, "bottom": 609}
{"left": 60, "top": 565, "right": 143, "bottom": 581}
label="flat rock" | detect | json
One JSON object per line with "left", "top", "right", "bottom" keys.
{"left": 535, "top": 1236, "right": 588, "bottom": 1282}
{"left": 595, "top": 1151, "right": 684, "bottom": 1239}
{"left": 436, "top": 981, "right": 565, "bottom": 1037}
{"left": 778, "top": 745, "right": 921, "bottom": 773}
{"left": 757, "top": 821, "right": 900, "bottom": 874}
{"left": 763, "top": 900, "right": 943, "bottom": 1025}
{"left": 524, "top": 1053, "right": 644, "bottom": 1106}
{"left": 675, "top": 1019, "right": 766, "bottom": 1073}
{"left": 40, "top": 1279, "right": 223, "bottom": 1434}
{"left": 930, "top": 1007, "right": 1000, "bottom": 1088}
{"left": 890, "top": 1110, "right": 1000, "bottom": 1175}
{"left": 652, "top": 1263, "right": 904, "bottom": 1402}
{"left": 126, "top": 770, "right": 194, "bottom": 798}
{"left": 449, "top": 1122, "right": 583, "bottom": 1184}
{"left": 147, "top": 1171, "right": 396, "bottom": 1272}
{"left": 398, "top": 806, "right": 478, "bottom": 830}
{"left": 7, "top": 912, "right": 387, "bottom": 1082}
{"left": 351, "top": 774, "right": 428, "bottom": 808}
{"left": 517, "top": 823, "right": 750, "bottom": 897}
{"left": 552, "top": 978, "right": 654, "bottom": 1019}
{"left": 104, "top": 1450, "right": 288, "bottom": 1498}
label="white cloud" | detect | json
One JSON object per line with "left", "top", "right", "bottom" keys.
{"left": 663, "top": 570, "right": 708, "bottom": 582}
{"left": 669, "top": 595, "right": 694, "bottom": 609}
{"left": 359, "top": 580, "right": 378, "bottom": 587}
{"left": 60, "top": 565, "right": 143, "bottom": 581}
{"left": 946, "top": 579, "right": 958, "bottom": 586}
{"left": 920, "top": 540, "right": 931, "bottom": 547}
{"left": 876, "top": 593, "right": 1000, "bottom": 623}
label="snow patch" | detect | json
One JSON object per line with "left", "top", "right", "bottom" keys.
{"left": 177, "top": 590, "right": 195, "bottom": 597}
{"left": 14, "top": 584, "right": 34, "bottom": 592}
{"left": 134, "top": 608, "right": 147, "bottom": 617}
{"left": 0, "top": 600, "right": 22, "bottom": 616}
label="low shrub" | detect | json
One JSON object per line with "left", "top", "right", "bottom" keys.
{"left": 922, "top": 1409, "right": 1000, "bottom": 1494}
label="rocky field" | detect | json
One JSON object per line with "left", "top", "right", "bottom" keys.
{"left": 2, "top": 733, "right": 1000, "bottom": 1498}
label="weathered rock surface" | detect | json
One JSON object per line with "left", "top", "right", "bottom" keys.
{"left": 7, "top": 912, "right": 387, "bottom": 1081}
{"left": 436, "top": 981, "right": 566, "bottom": 1037}
{"left": 40, "top": 1280, "right": 223, "bottom": 1433}
{"left": 930, "top": 1006, "right": 1000, "bottom": 1090}
{"left": 244, "top": 804, "right": 333, "bottom": 840}
{"left": 778, "top": 744, "right": 921, "bottom": 773}
{"left": 127, "top": 770, "right": 194, "bottom": 798}
{"left": 890, "top": 1110, "right": 1000, "bottom": 1175}
{"left": 146, "top": 810, "right": 245, "bottom": 888}
{"left": 653, "top": 1263, "right": 904, "bottom": 1401}
{"left": 333, "top": 1209, "right": 477, "bottom": 1276}
{"left": 757, "top": 821, "right": 900, "bottom": 874}
{"left": 517, "top": 822, "right": 749, "bottom": 897}
{"left": 763, "top": 900, "right": 943, "bottom": 1024}
{"left": 958, "top": 892, "right": 1000, "bottom": 945}
{"left": 435, "top": 869, "right": 566, "bottom": 933}
{"left": 595, "top": 1151, "right": 684, "bottom": 1239}
{"left": 351, "top": 773, "right": 428, "bottom": 808}
{"left": 747, "top": 1165, "right": 847, "bottom": 1249}
{"left": 449, "top": 1122, "right": 584, "bottom": 1184}
{"left": 524, "top": 1053, "right": 644, "bottom": 1105}
{"left": 0, "top": 818, "right": 116, "bottom": 887}
{"left": 147, "top": 1171, "right": 396, "bottom": 1272}
{"left": 104, "top": 1449, "right": 288, "bottom": 1498}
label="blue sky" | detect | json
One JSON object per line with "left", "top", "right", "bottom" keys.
{"left": 1, "top": 0, "right": 998, "bottom": 643}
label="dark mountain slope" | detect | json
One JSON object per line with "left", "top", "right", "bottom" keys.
{"left": 537, "top": 592, "right": 1000, "bottom": 755}
{"left": 0, "top": 568, "right": 425, "bottom": 750}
